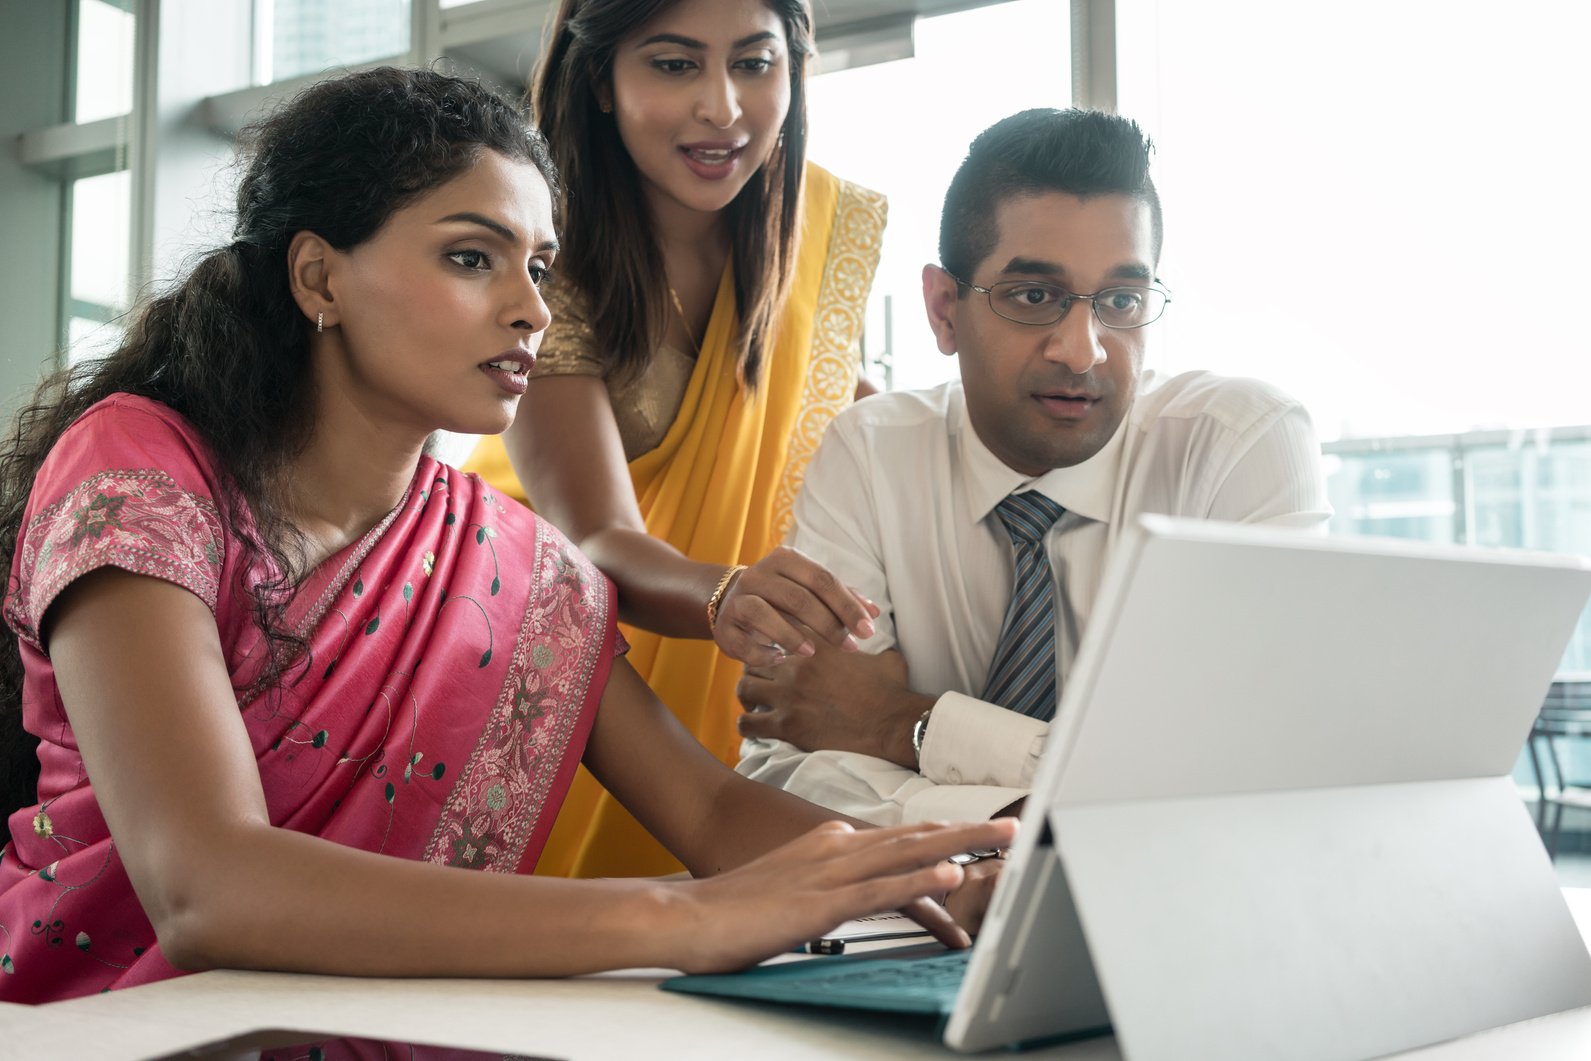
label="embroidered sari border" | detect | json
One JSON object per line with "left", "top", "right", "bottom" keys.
{"left": 423, "top": 528, "right": 612, "bottom": 873}
{"left": 771, "top": 177, "right": 888, "bottom": 538}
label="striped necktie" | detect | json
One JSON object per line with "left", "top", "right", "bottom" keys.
{"left": 980, "top": 491, "right": 1067, "bottom": 721}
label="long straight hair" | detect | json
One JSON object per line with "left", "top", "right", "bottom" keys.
{"left": 534, "top": 0, "right": 812, "bottom": 388}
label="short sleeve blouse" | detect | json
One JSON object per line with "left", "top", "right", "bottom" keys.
{"left": 531, "top": 281, "right": 695, "bottom": 461}
{"left": 4, "top": 395, "right": 237, "bottom": 654}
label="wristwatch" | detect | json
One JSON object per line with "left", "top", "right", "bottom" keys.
{"left": 910, "top": 706, "right": 933, "bottom": 767}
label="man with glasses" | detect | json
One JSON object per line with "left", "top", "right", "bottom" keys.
{"left": 736, "top": 108, "right": 1330, "bottom": 826}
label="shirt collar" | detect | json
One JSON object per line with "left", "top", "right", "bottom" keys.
{"left": 952, "top": 381, "right": 1129, "bottom": 526}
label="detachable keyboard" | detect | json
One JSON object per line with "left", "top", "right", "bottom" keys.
{"left": 661, "top": 944, "right": 968, "bottom": 1016}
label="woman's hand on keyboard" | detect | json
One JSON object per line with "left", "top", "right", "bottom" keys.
{"left": 668, "top": 816, "right": 1018, "bottom": 975}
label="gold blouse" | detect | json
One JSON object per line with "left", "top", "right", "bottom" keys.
{"left": 529, "top": 281, "right": 694, "bottom": 462}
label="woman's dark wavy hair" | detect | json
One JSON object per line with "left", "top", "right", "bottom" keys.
{"left": 0, "top": 66, "right": 558, "bottom": 845}
{"left": 535, "top": 0, "right": 813, "bottom": 388}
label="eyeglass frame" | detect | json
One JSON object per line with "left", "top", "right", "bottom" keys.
{"left": 943, "top": 270, "right": 1173, "bottom": 330}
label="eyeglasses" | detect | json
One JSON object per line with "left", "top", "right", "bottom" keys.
{"left": 946, "top": 272, "right": 1172, "bottom": 330}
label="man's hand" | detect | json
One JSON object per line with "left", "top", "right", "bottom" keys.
{"left": 943, "top": 858, "right": 1005, "bottom": 937}
{"left": 735, "top": 641, "right": 935, "bottom": 767}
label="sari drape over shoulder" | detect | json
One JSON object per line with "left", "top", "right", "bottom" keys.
{"left": 0, "top": 395, "right": 620, "bottom": 1003}
{"left": 465, "top": 164, "right": 887, "bottom": 878}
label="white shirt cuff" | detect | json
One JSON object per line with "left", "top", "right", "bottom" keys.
{"left": 918, "top": 690, "right": 1047, "bottom": 789}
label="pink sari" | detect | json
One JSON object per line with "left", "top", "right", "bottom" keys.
{"left": 0, "top": 395, "right": 619, "bottom": 1003}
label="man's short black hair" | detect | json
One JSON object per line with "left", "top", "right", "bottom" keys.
{"left": 938, "top": 108, "right": 1162, "bottom": 281}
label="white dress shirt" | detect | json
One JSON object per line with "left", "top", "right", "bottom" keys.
{"left": 737, "top": 369, "right": 1332, "bottom": 824}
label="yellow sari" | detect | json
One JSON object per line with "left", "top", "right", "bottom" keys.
{"left": 464, "top": 164, "right": 886, "bottom": 877}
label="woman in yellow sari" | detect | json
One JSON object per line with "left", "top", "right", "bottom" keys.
{"left": 465, "top": 0, "right": 886, "bottom": 877}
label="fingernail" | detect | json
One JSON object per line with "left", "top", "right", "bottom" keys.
{"left": 798, "top": 641, "right": 815, "bottom": 657}
{"left": 840, "top": 635, "right": 860, "bottom": 652}
{"left": 856, "top": 618, "right": 875, "bottom": 639}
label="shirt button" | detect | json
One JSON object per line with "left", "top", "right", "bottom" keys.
{"left": 947, "top": 768, "right": 962, "bottom": 784}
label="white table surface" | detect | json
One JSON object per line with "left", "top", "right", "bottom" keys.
{"left": 4, "top": 890, "right": 1590, "bottom": 1061}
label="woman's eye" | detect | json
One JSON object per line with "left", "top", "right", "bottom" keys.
{"left": 736, "top": 57, "right": 773, "bottom": 74}
{"left": 529, "top": 264, "right": 550, "bottom": 287}
{"left": 652, "top": 58, "right": 695, "bottom": 74}
{"left": 449, "top": 249, "right": 490, "bottom": 271}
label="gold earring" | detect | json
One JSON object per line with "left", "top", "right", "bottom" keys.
{"left": 600, "top": 101, "right": 612, "bottom": 114}
{"left": 317, "top": 312, "right": 323, "bottom": 334}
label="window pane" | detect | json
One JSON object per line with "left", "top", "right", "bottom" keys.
{"left": 68, "top": 316, "right": 125, "bottom": 366}
{"left": 262, "top": 0, "right": 410, "bottom": 84}
{"left": 808, "top": 0, "right": 1069, "bottom": 392}
{"left": 1563, "top": 611, "right": 1591, "bottom": 676}
{"left": 1324, "top": 450, "right": 1456, "bottom": 544}
{"left": 76, "top": 0, "right": 136, "bottom": 122}
{"left": 70, "top": 170, "right": 131, "bottom": 310}
{"left": 1467, "top": 440, "right": 1591, "bottom": 671}
{"left": 67, "top": 170, "right": 132, "bottom": 364}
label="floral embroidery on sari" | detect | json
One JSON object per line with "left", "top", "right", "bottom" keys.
{"left": 424, "top": 534, "right": 611, "bottom": 872}
{"left": 4, "top": 469, "right": 224, "bottom": 648}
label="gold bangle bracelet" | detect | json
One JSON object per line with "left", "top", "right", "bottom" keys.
{"left": 706, "top": 564, "right": 748, "bottom": 632}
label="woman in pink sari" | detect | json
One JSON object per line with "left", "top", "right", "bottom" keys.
{"left": 0, "top": 68, "right": 1011, "bottom": 1004}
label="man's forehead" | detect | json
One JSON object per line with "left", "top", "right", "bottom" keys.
{"left": 991, "top": 254, "right": 1154, "bottom": 283}
{"left": 984, "top": 190, "right": 1155, "bottom": 277}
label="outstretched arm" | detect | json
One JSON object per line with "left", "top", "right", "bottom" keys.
{"left": 49, "top": 568, "right": 1011, "bottom": 978}
{"left": 503, "top": 375, "right": 876, "bottom": 665}
{"left": 579, "top": 656, "right": 1023, "bottom": 958}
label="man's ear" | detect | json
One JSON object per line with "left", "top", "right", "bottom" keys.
{"left": 922, "top": 264, "right": 960, "bottom": 356}
{"left": 287, "top": 230, "right": 337, "bottom": 332}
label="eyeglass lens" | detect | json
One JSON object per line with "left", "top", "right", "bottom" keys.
{"left": 989, "top": 281, "right": 1166, "bottom": 328}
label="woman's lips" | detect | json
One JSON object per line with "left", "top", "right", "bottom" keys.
{"left": 679, "top": 143, "right": 745, "bottom": 181}
{"left": 481, "top": 353, "right": 533, "bottom": 396}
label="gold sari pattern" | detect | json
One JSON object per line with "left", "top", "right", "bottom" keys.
{"left": 771, "top": 179, "right": 888, "bottom": 538}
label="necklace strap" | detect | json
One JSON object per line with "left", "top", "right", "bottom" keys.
{"left": 666, "top": 281, "right": 702, "bottom": 356}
